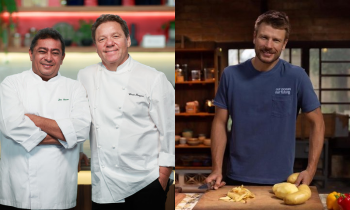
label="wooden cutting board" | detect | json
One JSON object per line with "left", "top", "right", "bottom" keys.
{"left": 193, "top": 186, "right": 324, "bottom": 210}
{"left": 175, "top": 193, "right": 186, "bottom": 207}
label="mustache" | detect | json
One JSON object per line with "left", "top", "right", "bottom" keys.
{"left": 260, "top": 48, "right": 276, "bottom": 54}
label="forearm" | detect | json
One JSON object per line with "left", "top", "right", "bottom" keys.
{"left": 307, "top": 118, "right": 325, "bottom": 176}
{"left": 39, "top": 134, "right": 61, "bottom": 145}
{"left": 25, "top": 114, "right": 66, "bottom": 141}
{"left": 159, "top": 166, "right": 172, "bottom": 180}
{"left": 211, "top": 119, "right": 228, "bottom": 173}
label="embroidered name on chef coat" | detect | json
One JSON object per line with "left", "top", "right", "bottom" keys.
{"left": 129, "top": 93, "right": 144, "bottom": 97}
{"left": 58, "top": 98, "right": 69, "bottom": 101}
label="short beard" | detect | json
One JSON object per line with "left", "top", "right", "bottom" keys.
{"left": 255, "top": 49, "right": 280, "bottom": 64}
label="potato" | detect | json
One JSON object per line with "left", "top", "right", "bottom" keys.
{"left": 284, "top": 184, "right": 311, "bottom": 205}
{"left": 287, "top": 173, "right": 299, "bottom": 184}
{"left": 272, "top": 182, "right": 288, "bottom": 193}
{"left": 272, "top": 183, "right": 299, "bottom": 199}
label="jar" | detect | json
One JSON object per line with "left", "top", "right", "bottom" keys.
{"left": 13, "top": 33, "right": 21, "bottom": 48}
{"left": 191, "top": 70, "right": 201, "bottom": 81}
{"left": 24, "top": 33, "right": 31, "bottom": 47}
{"left": 177, "top": 68, "right": 184, "bottom": 82}
{"left": 175, "top": 104, "right": 180, "bottom": 114}
{"left": 204, "top": 68, "right": 215, "bottom": 81}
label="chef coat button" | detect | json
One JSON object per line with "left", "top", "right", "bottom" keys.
{"left": 112, "top": 145, "right": 115, "bottom": 149}
{"left": 101, "top": 165, "right": 105, "bottom": 168}
{"left": 122, "top": 87, "right": 125, "bottom": 90}
{"left": 94, "top": 106, "right": 97, "bottom": 109}
{"left": 116, "top": 125, "right": 119, "bottom": 128}
{"left": 118, "top": 107, "right": 121, "bottom": 109}
{"left": 115, "top": 165, "right": 118, "bottom": 167}
{"left": 96, "top": 126, "right": 99, "bottom": 129}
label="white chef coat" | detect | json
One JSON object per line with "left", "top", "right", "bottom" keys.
{"left": 77, "top": 56, "right": 175, "bottom": 203}
{"left": 0, "top": 69, "right": 91, "bottom": 209}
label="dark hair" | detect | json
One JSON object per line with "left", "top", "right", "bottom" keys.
{"left": 30, "top": 28, "right": 65, "bottom": 55}
{"left": 91, "top": 14, "right": 129, "bottom": 43}
{"left": 254, "top": 10, "right": 290, "bottom": 40}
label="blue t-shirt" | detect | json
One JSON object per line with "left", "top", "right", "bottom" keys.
{"left": 214, "top": 58, "right": 320, "bottom": 184}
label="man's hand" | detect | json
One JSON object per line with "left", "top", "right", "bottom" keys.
{"left": 294, "top": 170, "right": 313, "bottom": 186}
{"left": 78, "top": 152, "right": 89, "bottom": 172}
{"left": 39, "top": 134, "right": 61, "bottom": 145}
{"left": 205, "top": 170, "right": 226, "bottom": 190}
{"left": 159, "top": 166, "right": 172, "bottom": 191}
{"left": 25, "top": 114, "right": 66, "bottom": 141}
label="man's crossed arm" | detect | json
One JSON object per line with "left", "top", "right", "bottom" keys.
{"left": 25, "top": 114, "right": 65, "bottom": 145}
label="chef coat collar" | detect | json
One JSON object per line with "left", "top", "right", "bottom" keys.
{"left": 30, "top": 68, "right": 61, "bottom": 82}
{"left": 100, "top": 54, "right": 131, "bottom": 74}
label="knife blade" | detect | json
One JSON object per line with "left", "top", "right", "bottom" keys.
{"left": 198, "top": 183, "right": 209, "bottom": 189}
{"left": 198, "top": 181, "right": 215, "bottom": 190}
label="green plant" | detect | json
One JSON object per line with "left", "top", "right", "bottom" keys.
{"left": 0, "top": 0, "right": 17, "bottom": 50}
{"left": 79, "top": 20, "right": 93, "bottom": 39}
{"left": 73, "top": 20, "right": 93, "bottom": 46}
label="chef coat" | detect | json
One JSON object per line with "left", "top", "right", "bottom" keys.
{"left": 0, "top": 69, "right": 91, "bottom": 209}
{"left": 77, "top": 56, "right": 175, "bottom": 203}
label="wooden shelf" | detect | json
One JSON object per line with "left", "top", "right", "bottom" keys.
{"left": 2, "top": 46, "right": 174, "bottom": 53}
{"left": 176, "top": 144, "right": 211, "bottom": 148}
{"left": 17, "top": 6, "right": 175, "bottom": 12}
{"left": 175, "top": 48, "right": 215, "bottom": 52}
{"left": 175, "top": 80, "right": 215, "bottom": 85}
{"left": 175, "top": 166, "right": 212, "bottom": 170}
{"left": 175, "top": 113, "right": 214, "bottom": 117}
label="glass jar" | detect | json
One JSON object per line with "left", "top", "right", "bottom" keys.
{"left": 204, "top": 68, "right": 215, "bottom": 81}
{"left": 13, "top": 33, "right": 21, "bottom": 48}
{"left": 177, "top": 68, "right": 184, "bottom": 82}
{"left": 24, "top": 33, "right": 31, "bottom": 47}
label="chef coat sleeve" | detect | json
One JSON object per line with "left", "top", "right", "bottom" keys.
{"left": 0, "top": 77, "right": 47, "bottom": 152}
{"left": 149, "top": 73, "right": 175, "bottom": 167}
{"left": 55, "top": 82, "right": 91, "bottom": 149}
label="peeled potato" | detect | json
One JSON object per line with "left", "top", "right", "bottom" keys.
{"left": 287, "top": 173, "right": 299, "bottom": 184}
{"left": 272, "top": 182, "right": 288, "bottom": 193}
{"left": 284, "top": 184, "right": 311, "bottom": 205}
{"left": 272, "top": 182, "right": 299, "bottom": 199}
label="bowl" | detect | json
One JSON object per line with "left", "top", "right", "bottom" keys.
{"left": 203, "top": 139, "right": 211, "bottom": 146}
{"left": 179, "top": 137, "right": 187, "bottom": 145}
{"left": 182, "top": 131, "right": 193, "bottom": 138}
{"left": 198, "top": 136, "right": 206, "bottom": 142}
{"left": 187, "top": 138, "right": 201, "bottom": 146}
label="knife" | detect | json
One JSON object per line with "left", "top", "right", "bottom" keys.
{"left": 198, "top": 180, "right": 226, "bottom": 190}
{"left": 198, "top": 181, "right": 215, "bottom": 190}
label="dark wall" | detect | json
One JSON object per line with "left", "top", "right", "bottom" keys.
{"left": 176, "top": 0, "right": 350, "bottom": 42}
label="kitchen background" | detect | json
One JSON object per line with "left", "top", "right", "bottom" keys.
{"left": 0, "top": 0, "right": 175, "bottom": 154}
{"left": 175, "top": 0, "right": 350, "bottom": 195}
{"left": 0, "top": 0, "right": 175, "bottom": 209}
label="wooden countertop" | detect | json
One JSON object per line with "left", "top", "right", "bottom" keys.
{"left": 175, "top": 192, "right": 328, "bottom": 210}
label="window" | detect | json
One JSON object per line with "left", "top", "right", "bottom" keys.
{"left": 310, "top": 48, "right": 350, "bottom": 117}
{"left": 228, "top": 48, "right": 301, "bottom": 65}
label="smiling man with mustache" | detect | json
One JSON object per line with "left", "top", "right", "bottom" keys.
{"left": 77, "top": 14, "right": 174, "bottom": 210}
{"left": 0, "top": 28, "right": 91, "bottom": 210}
{"left": 206, "top": 10, "right": 325, "bottom": 189}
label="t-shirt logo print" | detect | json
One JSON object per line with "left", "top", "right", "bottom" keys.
{"left": 275, "top": 88, "right": 291, "bottom": 95}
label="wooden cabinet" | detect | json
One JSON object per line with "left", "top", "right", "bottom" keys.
{"left": 175, "top": 47, "right": 221, "bottom": 189}
{"left": 175, "top": 47, "right": 221, "bottom": 139}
